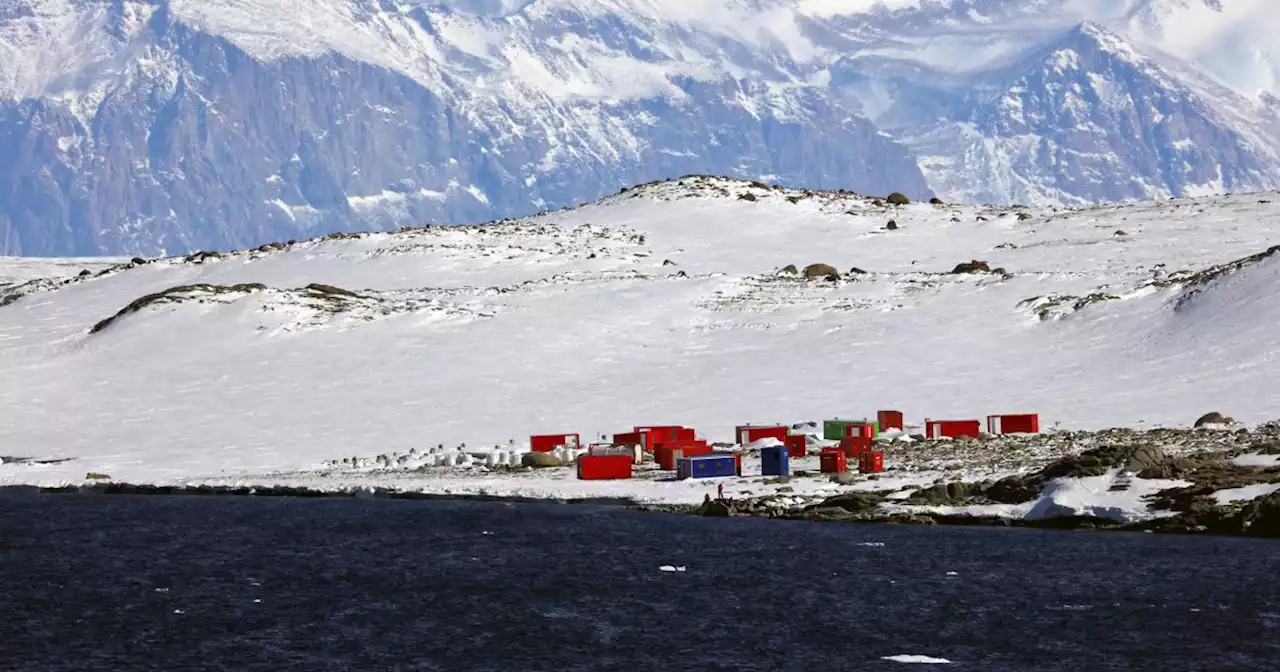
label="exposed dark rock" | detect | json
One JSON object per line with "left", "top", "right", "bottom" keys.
{"left": 803, "top": 263, "right": 840, "bottom": 281}
{"left": 778, "top": 264, "right": 799, "bottom": 275}
{"left": 84, "top": 473, "right": 111, "bottom": 480}
{"left": 183, "top": 251, "right": 223, "bottom": 264}
{"left": 885, "top": 220, "right": 898, "bottom": 230}
{"left": 738, "top": 192, "right": 757, "bottom": 202}
{"left": 848, "top": 267, "right": 867, "bottom": 275}
{"left": 809, "top": 491, "right": 885, "bottom": 512}
{"left": 886, "top": 192, "right": 910, "bottom": 206}
{"left": 130, "top": 257, "right": 148, "bottom": 265}
{"left": 1239, "top": 491, "right": 1280, "bottom": 537}
{"left": 786, "top": 195, "right": 803, "bottom": 204}
{"left": 1016, "top": 212, "right": 1032, "bottom": 221}
{"left": 951, "top": 260, "right": 991, "bottom": 274}
{"left": 89, "top": 283, "right": 268, "bottom": 334}
{"left": 521, "top": 453, "right": 567, "bottom": 468}
{"left": 305, "top": 283, "right": 363, "bottom": 298}
{"left": 698, "top": 500, "right": 732, "bottom": 517}
{"left": 929, "top": 197, "right": 943, "bottom": 204}
{"left": 1194, "top": 412, "right": 1233, "bottom": 427}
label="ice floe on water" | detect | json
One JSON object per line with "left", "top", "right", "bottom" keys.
{"left": 881, "top": 654, "right": 952, "bottom": 664}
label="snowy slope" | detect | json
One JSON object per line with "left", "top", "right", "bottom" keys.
{"left": 2, "top": 178, "right": 1279, "bottom": 493}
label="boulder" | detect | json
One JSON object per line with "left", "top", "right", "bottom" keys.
{"left": 830, "top": 472, "right": 859, "bottom": 485}
{"left": 886, "top": 192, "right": 910, "bottom": 205}
{"left": 778, "top": 264, "right": 799, "bottom": 275}
{"left": 1194, "top": 412, "right": 1234, "bottom": 427}
{"left": 698, "top": 500, "right": 731, "bottom": 517}
{"left": 929, "top": 197, "right": 944, "bottom": 205}
{"left": 803, "top": 263, "right": 841, "bottom": 281}
{"left": 521, "top": 453, "right": 567, "bottom": 468}
{"left": 1239, "top": 491, "right": 1280, "bottom": 537}
{"left": 951, "top": 260, "right": 991, "bottom": 274}
{"left": 848, "top": 267, "right": 867, "bottom": 275}
{"left": 738, "top": 192, "right": 757, "bottom": 202}
{"left": 885, "top": 220, "right": 898, "bottom": 230}
{"left": 813, "top": 491, "right": 884, "bottom": 512}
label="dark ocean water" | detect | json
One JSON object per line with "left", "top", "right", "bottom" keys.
{"left": 2, "top": 494, "right": 1279, "bottom": 671}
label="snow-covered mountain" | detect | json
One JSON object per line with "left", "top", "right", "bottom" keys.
{"left": 2, "top": 177, "right": 1279, "bottom": 491}
{"left": 3, "top": 0, "right": 1280, "bottom": 256}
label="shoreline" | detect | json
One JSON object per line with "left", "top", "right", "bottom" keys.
{"left": 5, "top": 479, "right": 1278, "bottom": 540}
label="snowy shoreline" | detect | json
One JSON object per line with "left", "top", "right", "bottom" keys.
{"left": 7, "top": 422, "right": 1280, "bottom": 539}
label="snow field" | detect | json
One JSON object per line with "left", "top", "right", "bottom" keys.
{"left": 1, "top": 177, "right": 1279, "bottom": 528}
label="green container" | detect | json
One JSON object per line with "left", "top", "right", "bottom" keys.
{"left": 823, "top": 418, "right": 879, "bottom": 440}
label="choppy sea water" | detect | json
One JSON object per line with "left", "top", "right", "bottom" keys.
{"left": 2, "top": 494, "right": 1278, "bottom": 671}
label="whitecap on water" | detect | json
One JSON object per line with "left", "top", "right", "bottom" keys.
{"left": 881, "top": 654, "right": 952, "bottom": 664}
{"left": 658, "top": 565, "right": 686, "bottom": 572}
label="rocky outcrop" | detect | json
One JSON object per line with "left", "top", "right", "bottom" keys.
{"left": 1194, "top": 412, "right": 1234, "bottom": 427}
{"left": 802, "top": 264, "right": 841, "bottom": 281}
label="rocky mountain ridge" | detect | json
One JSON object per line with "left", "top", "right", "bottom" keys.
{"left": 3, "top": 0, "right": 1279, "bottom": 255}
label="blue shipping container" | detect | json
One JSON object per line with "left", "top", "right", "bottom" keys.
{"left": 678, "top": 453, "right": 737, "bottom": 480}
{"left": 761, "top": 445, "right": 789, "bottom": 477}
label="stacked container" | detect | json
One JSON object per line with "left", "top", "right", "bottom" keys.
{"left": 655, "top": 440, "right": 712, "bottom": 470}
{"left": 530, "top": 433, "right": 580, "bottom": 453}
{"left": 824, "top": 419, "right": 879, "bottom": 440}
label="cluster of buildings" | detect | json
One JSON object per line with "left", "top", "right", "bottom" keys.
{"left": 529, "top": 411, "right": 1041, "bottom": 481}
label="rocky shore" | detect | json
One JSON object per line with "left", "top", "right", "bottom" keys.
{"left": 8, "top": 421, "right": 1280, "bottom": 539}
{"left": 643, "top": 421, "right": 1280, "bottom": 539}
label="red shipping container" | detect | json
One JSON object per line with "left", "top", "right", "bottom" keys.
{"left": 925, "top": 420, "right": 982, "bottom": 439}
{"left": 858, "top": 451, "right": 884, "bottom": 474}
{"left": 877, "top": 410, "right": 904, "bottom": 431}
{"left": 842, "top": 423, "right": 876, "bottom": 439}
{"left": 820, "top": 450, "right": 847, "bottom": 473}
{"left": 655, "top": 441, "right": 712, "bottom": 470}
{"left": 987, "top": 414, "right": 1039, "bottom": 435}
{"left": 530, "top": 433, "right": 580, "bottom": 453}
{"left": 633, "top": 426, "right": 695, "bottom": 451}
{"left": 840, "top": 435, "right": 872, "bottom": 458}
{"left": 735, "top": 425, "right": 789, "bottom": 445}
{"left": 577, "top": 454, "right": 633, "bottom": 480}
{"left": 613, "top": 431, "right": 647, "bottom": 447}
{"left": 785, "top": 434, "right": 807, "bottom": 458}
